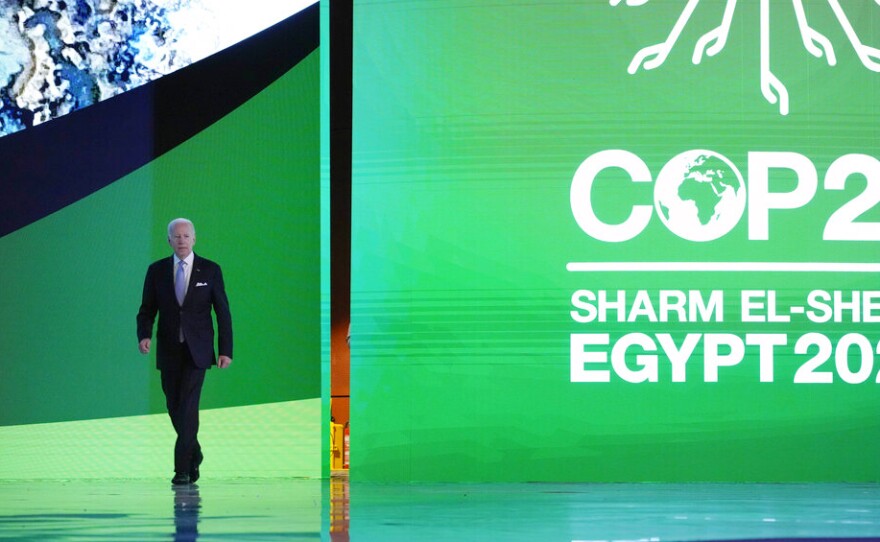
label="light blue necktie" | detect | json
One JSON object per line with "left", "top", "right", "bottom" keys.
{"left": 175, "top": 260, "right": 186, "bottom": 305}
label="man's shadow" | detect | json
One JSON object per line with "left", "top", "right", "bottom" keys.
{"left": 172, "top": 484, "right": 201, "bottom": 541}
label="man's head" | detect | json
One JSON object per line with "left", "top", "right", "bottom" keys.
{"left": 167, "top": 218, "right": 196, "bottom": 259}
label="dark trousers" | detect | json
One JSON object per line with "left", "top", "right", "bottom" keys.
{"left": 160, "top": 342, "right": 206, "bottom": 474}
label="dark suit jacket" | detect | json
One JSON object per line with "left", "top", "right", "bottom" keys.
{"left": 137, "top": 254, "right": 233, "bottom": 370}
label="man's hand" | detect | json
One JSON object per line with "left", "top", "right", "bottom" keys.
{"left": 218, "top": 355, "right": 232, "bottom": 369}
{"left": 139, "top": 338, "right": 151, "bottom": 354}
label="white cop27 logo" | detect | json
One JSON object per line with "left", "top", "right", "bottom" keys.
{"left": 611, "top": 0, "right": 880, "bottom": 115}
{"left": 570, "top": 149, "right": 880, "bottom": 242}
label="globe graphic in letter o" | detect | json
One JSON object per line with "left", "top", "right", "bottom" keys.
{"left": 653, "top": 150, "right": 746, "bottom": 242}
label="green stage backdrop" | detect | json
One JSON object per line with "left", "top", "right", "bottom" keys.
{"left": 0, "top": 30, "right": 321, "bottom": 478}
{"left": 351, "top": 0, "right": 880, "bottom": 482}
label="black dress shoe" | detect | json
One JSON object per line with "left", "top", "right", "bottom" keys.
{"left": 172, "top": 473, "right": 191, "bottom": 485}
{"left": 190, "top": 451, "right": 203, "bottom": 483}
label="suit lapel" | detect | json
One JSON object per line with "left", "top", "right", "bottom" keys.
{"left": 162, "top": 256, "right": 177, "bottom": 302}
{"left": 183, "top": 254, "right": 202, "bottom": 306}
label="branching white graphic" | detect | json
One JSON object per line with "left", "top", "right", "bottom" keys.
{"left": 829, "top": 0, "right": 880, "bottom": 71}
{"left": 761, "top": 0, "right": 789, "bottom": 116}
{"left": 611, "top": 0, "right": 879, "bottom": 115}
{"left": 693, "top": 0, "right": 736, "bottom": 64}
{"left": 627, "top": 0, "right": 699, "bottom": 74}
{"left": 793, "top": 0, "right": 836, "bottom": 66}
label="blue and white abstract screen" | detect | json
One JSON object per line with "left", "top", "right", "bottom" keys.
{"left": 0, "top": 0, "right": 316, "bottom": 137}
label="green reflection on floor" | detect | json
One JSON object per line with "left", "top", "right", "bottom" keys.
{"left": 0, "top": 478, "right": 321, "bottom": 540}
{"left": 339, "top": 482, "right": 880, "bottom": 542}
{"left": 1, "top": 479, "right": 879, "bottom": 541}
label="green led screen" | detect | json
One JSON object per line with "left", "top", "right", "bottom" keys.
{"left": 0, "top": 8, "right": 321, "bottom": 480}
{"left": 351, "top": 0, "right": 880, "bottom": 482}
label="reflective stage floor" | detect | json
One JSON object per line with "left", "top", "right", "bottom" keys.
{"left": 0, "top": 477, "right": 878, "bottom": 541}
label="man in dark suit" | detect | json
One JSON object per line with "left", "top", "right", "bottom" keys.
{"left": 137, "top": 218, "right": 233, "bottom": 485}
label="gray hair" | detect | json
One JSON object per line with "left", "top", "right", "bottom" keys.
{"left": 167, "top": 218, "right": 196, "bottom": 238}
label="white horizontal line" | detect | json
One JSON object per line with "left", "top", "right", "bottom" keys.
{"left": 566, "top": 262, "right": 880, "bottom": 273}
